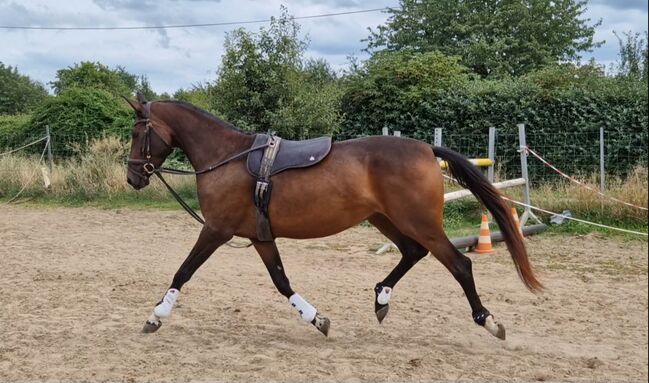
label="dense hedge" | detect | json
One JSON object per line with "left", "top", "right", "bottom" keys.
{"left": 340, "top": 61, "right": 648, "bottom": 179}
{"left": 0, "top": 114, "right": 33, "bottom": 150}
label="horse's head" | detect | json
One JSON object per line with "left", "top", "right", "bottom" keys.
{"left": 124, "top": 95, "right": 174, "bottom": 190}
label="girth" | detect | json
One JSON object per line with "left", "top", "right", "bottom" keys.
{"left": 249, "top": 133, "right": 332, "bottom": 242}
{"left": 253, "top": 135, "right": 281, "bottom": 242}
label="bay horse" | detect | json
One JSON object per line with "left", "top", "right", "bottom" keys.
{"left": 125, "top": 98, "right": 542, "bottom": 341}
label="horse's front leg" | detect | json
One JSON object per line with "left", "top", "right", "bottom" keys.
{"left": 142, "top": 225, "right": 232, "bottom": 333}
{"left": 252, "top": 240, "right": 330, "bottom": 336}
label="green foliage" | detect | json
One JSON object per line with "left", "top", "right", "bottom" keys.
{"left": 0, "top": 62, "right": 49, "bottom": 115}
{"left": 614, "top": 30, "right": 648, "bottom": 80}
{"left": 341, "top": 56, "right": 648, "bottom": 178}
{"left": 272, "top": 77, "right": 344, "bottom": 139}
{"left": 0, "top": 114, "right": 33, "bottom": 150}
{"left": 211, "top": 7, "right": 342, "bottom": 138}
{"left": 340, "top": 50, "right": 473, "bottom": 139}
{"left": 51, "top": 61, "right": 138, "bottom": 96}
{"left": 134, "top": 75, "right": 159, "bottom": 101}
{"left": 26, "top": 87, "right": 133, "bottom": 153}
{"left": 366, "top": 0, "right": 602, "bottom": 77}
{"left": 0, "top": 114, "right": 31, "bottom": 135}
{"left": 173, "top": 83, "right": 216, "bottom": 113}
{"left": 522, "top": 62, "right": 605, "bottom": 92}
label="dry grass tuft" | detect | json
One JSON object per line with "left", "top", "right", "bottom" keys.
{"left": 1, "top": 137, "right": 194, "bottom": 201}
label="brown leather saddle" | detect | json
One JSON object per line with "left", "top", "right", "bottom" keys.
{"left": 246, "top": 134, "right": 332, "bottom": 241}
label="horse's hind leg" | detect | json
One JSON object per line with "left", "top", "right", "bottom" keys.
{"left": 368, "top": 214, "right": 428, "bottom": 323}
{"left": 416, "top": 230, "right": 506, "bottom": 340}
{"left": 252, "top": 240, "right": 330, "bottom": 336}
{"left": 142, "top": 225, "right": 232, "bottom": 333}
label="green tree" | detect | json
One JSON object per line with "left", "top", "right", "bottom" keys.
{"left": 272, "top": 59, "right": 343, "bottom": 138}
{"left": 51, "top": 61, "right": 138, "bottom": 96}
{"left": 0, "top": 62, "right": 49, "bottom": 115}
{"left": 614, "top": 30, "right": 648, "bottom": 80}
{"left": 366, "top": 0, "right": 602, "bottom": 77}
{"left": 340, "top": 50, "right": 472, "bottom": 138}
{"left": 135, "top": 75, "right": 159, "bottom": 100}
{"left": 212, "top": 7, "right": 342, "bottom": 137}
{"left": 173, "top": 83, "right": 215, "bottom": 112}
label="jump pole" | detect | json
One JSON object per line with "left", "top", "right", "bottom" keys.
{"left": 444, "top": 178, "right": 526, "bottom": 202}
{"left": 451, "top": 224, "right": 548, "bottom": 252}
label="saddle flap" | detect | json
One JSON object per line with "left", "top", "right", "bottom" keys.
{"left": 247, "top": 134, "right": 332, "bottom": 177}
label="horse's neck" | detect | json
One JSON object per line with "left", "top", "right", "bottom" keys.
{"left": 169, "top": 109, "right": 253, "bottom": 171}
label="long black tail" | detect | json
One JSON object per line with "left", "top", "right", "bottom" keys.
{"left": 433, "top": 146, "right": 543, "bottom": 293}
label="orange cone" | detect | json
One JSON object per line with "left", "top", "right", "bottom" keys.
{"left": 474, "top": 213, "right": 494, "bottom": 254}
{"left": 511, "top": 207, "right": 524, "bottom": 236}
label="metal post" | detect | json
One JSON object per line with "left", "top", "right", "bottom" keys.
{"left": 377, "top": 127, "right": 403, "bottom": 254}
{"left": 45, "top": 125, "right": 53, "bottom": 173}
{"left": 599, "top": 127, "right": 605, "bottom": 193}
{"left": 434, "top": 128, "right": 443, "bottom": 147}
{"left": 382, "top": 127, "right": 389, "bottom": 136}
{"left": 517, "top": 123, "right": 541, "bottom": 225}
{"left": 488, "top": 127, "right": 496, "bottom": 183}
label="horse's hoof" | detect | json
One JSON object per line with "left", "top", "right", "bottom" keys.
{"left": 495, "top": 323, "right": 506, "bottom": 340}
{"left": 312, "top": 314, "right": 330, "bottom": 337}
{"left": 375, "top": 304, "right": 389, "bottom": 324}
{"left": 484, "top": 315, "right": 506, "bottom": 340}
{"left": 142, "top": 320, "right": 162, "bottom": 333}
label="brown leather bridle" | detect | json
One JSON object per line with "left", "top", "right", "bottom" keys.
{"left": 125, "top": 101, "right": 269, "bottom": 230}
{"left": 127, "top": 101, "right": 172, "bottom": 178}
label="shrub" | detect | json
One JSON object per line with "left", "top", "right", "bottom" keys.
{"left": 26, "top": 88, "right": 133, "bottom": 155}
{"left": 0, "top": 114, "right": 34, "bottom": 149}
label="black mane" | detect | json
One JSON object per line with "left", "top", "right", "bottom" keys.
{"left": 161, "top": 100, "right": 250, "bottom": 134}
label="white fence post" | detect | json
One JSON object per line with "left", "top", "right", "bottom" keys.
{"left": 600, "top": 127, "right": 605, "bottom": 193}
{"left": 517, "top": 123, "right": 542, "bottom": 225}
{"left": 434, "top": 128, "right": 443, "bottom": 147}
{"left": 488, "top": 127, "right": 496, "bottom": 183}
{"left": 45, "top": 125, "right": 53, "bottom": 173}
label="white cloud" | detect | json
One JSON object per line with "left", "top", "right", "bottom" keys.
{"left": 0, "top": 0, "right": 646, "bottom": 94}
{"left": 1, "top": 0, "right": 394, "bottom": 93}
{"left": 583, "top": 2, "right": 648, "bottom": 67}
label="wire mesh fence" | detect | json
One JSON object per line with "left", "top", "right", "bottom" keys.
{"left": 2, "top": 125, "right": 647, "bottom": 186}
{"left": 374, "top": 127, "right": 648, "bottom": 186}
{"left": 1, "top": 131, "right": 121, "bottom": 158}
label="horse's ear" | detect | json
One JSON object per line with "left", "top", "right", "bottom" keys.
{"left": 122, "top": 96, "right": 142, "bottom": 113}
{"left": 136, "top": 92, "right": 148, "bottom": 104}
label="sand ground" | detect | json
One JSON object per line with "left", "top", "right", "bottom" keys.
{"left": 1, "top": 205, "right": 647, "bottom": 382}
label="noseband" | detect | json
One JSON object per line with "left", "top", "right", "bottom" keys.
{"left": 127, "top": 102, "right": 172, "bottom": 177}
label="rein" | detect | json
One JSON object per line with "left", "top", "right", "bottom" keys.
{"left": 127, "top": 102, "right": 265, "bottom": 248}
{"left": 148, "top": 143, "right": 269, "bottom": 226}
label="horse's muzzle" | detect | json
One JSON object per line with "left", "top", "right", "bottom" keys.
{"left": 127, "top": 171, "right": 150, "bottom": 190}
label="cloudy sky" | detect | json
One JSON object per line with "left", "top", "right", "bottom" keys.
{"left": 1, "top": 0, "right": 647, "bottom": 94}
